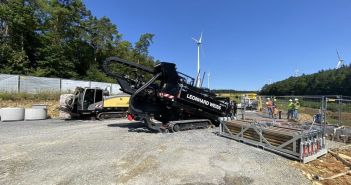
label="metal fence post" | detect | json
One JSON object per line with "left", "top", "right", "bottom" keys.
{"left": 59, "top": 78, "right": 62, "bottom": 93}
{"left": 338, "top": 95, "right": 342, "bottom": 126}
{"left": 17, "top": 75, "right": 20, "bottom": 93}
{"left": 323, "top": 96, "right": 328, "bottom": 136}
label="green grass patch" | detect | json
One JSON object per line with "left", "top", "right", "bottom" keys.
{"left": 0, "top": 92, "right": 61, "bottom": 101}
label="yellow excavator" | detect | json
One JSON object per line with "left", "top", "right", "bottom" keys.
{"left": 65, "top": 87, "right": 130, "bottom": 120}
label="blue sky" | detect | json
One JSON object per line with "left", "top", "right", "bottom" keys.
{"left": 84, "top": 0, "right": 351, "bottom": 90}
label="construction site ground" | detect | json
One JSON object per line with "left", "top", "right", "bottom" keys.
{"left": 0, "top": 118, "right": 310, "bottom": 185}
{"left": 292, "top": 147, "right": 351, "bottom": 185}
{"left": 0, "top": 117, "right": 350, "bottom": 185}
{"left": 244, "top": 110, "right": 351, "bottom": 185}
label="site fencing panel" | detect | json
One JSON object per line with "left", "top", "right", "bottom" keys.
{"left": 258, "top": 95, "right": 351, "bottom": 127}
{"left": 325, "top": 96, "right": 351, "bottom": 126}
{"left": 20, "top": 76, "right": 61, "bottom": 93}
{"left": 0, "top": 74, "right": 19, "bottom": 92}
{"left": 111, "top": 84, "right": 122, "bottom": 95}
{"left": 90, "top": 82, "right": 112, "bottom": 93}
{"left": 339, "top": 98, "right": 351, "bottom": 126}
{"left": 259, "top": 96, "right": 323, "bottom": 124}
{"left": 0, "top": 73, "right": 121, "bottom": 95}
{"left": 61, "top": 79, "right": 90, "bottom": 93}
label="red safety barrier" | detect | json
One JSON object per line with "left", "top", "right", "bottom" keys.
{"left": 303, "top": 144, "right": 308, "bottom": 157}
{"left": 127, "top": 114, "right": 134, "bottom": 121}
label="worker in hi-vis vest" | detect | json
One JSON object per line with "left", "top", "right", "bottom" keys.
{"left": 266, "top": 98, "right": 273, "bottom": 118}
{"left": 287, "top": 99, "right": 294, "bottom": 119}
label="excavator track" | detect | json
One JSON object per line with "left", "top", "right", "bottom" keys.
{"left": 167, "top": 119, "right": 212, "bottom": 132}
{"left": 96, "top": 112, "right": 127, "bottom": 120}
{"left": 143, "top": 117, "right": 212, "bottom": 133}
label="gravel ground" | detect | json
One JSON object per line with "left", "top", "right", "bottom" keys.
{"left": 0, "top": 119, "right": 310, "bottom": 185}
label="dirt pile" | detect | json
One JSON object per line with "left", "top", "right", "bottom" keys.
{"left": 292, "top": 147, "right": 351, "bottom": 185}
{"left": 299, "top": 113, "right": 314, "bottom": 123}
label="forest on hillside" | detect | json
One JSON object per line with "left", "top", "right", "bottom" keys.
{"left": 0, "top": 0, "right": 158, "bottom": 83}
{"left": 212, "top": 89, "right": 257, "bottom": 94}
{"left": 260, "top": 65, "right": 351, "bottom": 96}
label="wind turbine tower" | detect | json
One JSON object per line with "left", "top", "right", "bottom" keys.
{"left": 336, "top": 49, "right": 344, "bottom": 69}
{"left": 192, "top": 33, "right": 202, "bottom": 87}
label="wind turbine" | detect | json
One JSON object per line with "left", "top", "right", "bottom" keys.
{"left": 294, "top": 68, "right": 299, "bottom": 77}
{"left": 192, "top": 33, "right": 202, "bottom": 87}
{"left": 336, "top": 49, "right": 344, "bottom": 69}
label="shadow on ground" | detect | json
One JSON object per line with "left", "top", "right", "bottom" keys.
{"left": 107, "top": 121, "right": 155, "bottom": 133}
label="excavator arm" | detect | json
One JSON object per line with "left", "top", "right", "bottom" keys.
{"left": 103, "top": 57, "right": 155, "bottom": 94}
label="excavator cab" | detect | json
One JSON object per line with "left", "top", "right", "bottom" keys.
{"left": 81, "top": 88, "right": 103, "bottom": 111}
{"left": 69, "top": 87, "right": 104, "bottom": 114}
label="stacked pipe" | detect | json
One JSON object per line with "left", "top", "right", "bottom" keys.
{"left": 222, "top": 120, "right": 327, "bottom": 162}
{"left": 221, "top": 120, "right": 327, "bottom": 162}
{"left": 225, "top": 120, "right": 305, "bottom": 153}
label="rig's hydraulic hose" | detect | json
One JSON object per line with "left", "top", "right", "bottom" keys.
{"left": 129, "top": 72, "right": 162, "bottom": 115}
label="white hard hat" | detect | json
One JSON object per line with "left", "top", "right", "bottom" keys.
{"left": 289, "top": 99, "right": 292, "bottom": 102}
{"left": 267, "top": 98, "right": 270, "bottom": 100}
{"left": 295, "top": 98, "right": 299, "bottom": 101}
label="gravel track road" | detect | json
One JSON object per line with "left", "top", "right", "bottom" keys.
{"left": 0, "top": 119, "right": 310, "bottom": 185}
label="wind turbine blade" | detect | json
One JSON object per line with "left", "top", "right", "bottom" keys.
{"left": 199, "top": 32, "right": 202, "bottom": 43}
{"left": 336, "top": 49, "right": 341, "bottom": 61}
{"left": 192, "top": 37, "right": 198, "bottom": 43}
{"left": 336, "top": 61, "right": 341, "bottom": 68}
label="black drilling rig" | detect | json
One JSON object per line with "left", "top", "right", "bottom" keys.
{"left": 103, "top": 57, "right": 232, "bottom": 132}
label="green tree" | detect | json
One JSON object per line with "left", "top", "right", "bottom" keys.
{"left": 85, "top": 64, "right": 114, "bottom": 83}
{"left": 134, "top": 33, "right": 154, "bottom": 55}
{"left": 114, "top": 40, "right": 133, "bottom": 60}
{"left": 133, "top": 33, "right": 155, "bottom": 71}
{"left": 0, "top": 0, "right": 40, "bottom": 74}
{"left": 87, "top": 16, "right": 121, "bottom": 63}
{"left": 34, "top": 0, "right": 93, "bottom": 78}
{"left": 0, "top": 0, "right": 159, "bottom": 83}
{"left": 260, "top": 66, "right": 351, "bottom": 96}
